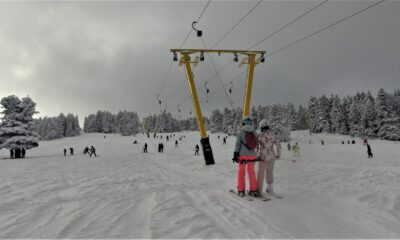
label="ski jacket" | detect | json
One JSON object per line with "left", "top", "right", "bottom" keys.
{"left": 234, "top": 125, "right": 258, "bottom": 156}
{"left": 257, "top": 130, "right": 281, "bottom": 162}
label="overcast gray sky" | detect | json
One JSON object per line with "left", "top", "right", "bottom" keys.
{"left": 1, "top": 1, "right": 399, "bottom": 123}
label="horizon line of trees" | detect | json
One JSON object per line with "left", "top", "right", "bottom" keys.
{"left": 3, "top": 87, "right": 399, "bottom": 147}
{"left": 34, "top": 114, "right": 81, "bottom": 140}
{"left": 307, "top": 88, "right": 400, "bottom": 141}
{"left": 83, "top": 110, "right": 140, "bottom": 136}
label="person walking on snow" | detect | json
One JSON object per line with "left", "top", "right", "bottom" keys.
{"left": 293, "top": 142, "right": 300, "bottom": 157}
{"left": 367, "top": 144, "right": 373, "bottom": 158}
{"left": 143, "top": 143, "right": 148, "bottom": 153}
{"left": 175, "top": 140, "right": 179, "bottom": 148}
{"left": 90, "top": 146, "right": 97, "bottom": 157}
{"left": 287, "top": 143, "right": 291, "bottom": 151}
{"left": 63, "top": 148, "right": 67, "bottom": 156}
{"left": 232, "top": 117, "right": 260, "bottom": 197}
{"left": 256, "top": 120, "right": 281, "bottom": 195}
{"left": 194, "top": 144, "right": 200, "bottom": 156}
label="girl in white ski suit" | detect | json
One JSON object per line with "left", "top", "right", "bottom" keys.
{"left": 257, "top": 120, "right": 281, "bottom": 194}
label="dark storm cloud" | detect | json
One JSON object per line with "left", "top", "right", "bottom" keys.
{"left": 1, "top": 1, "right": 399, "bottom": 122}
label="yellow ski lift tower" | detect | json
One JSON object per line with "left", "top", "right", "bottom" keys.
{"left": 170, "top": 49, "right": 266, "bottom": 165}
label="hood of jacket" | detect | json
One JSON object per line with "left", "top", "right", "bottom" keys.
{"left": 242, "top": 124, "right": 255, "bottom": 133}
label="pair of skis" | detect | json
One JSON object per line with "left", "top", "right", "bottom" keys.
{"left": 229, "top": 189, "right": 283, "bottom": 201}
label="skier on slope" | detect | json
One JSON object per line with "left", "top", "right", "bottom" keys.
{"left": 232, "top": 116, "right": 260, "bottom": 197}
{"left": 256, "top": 119, "right": 281, "bottom": 195}
{"left": 293, "top": 142, "right": 300, "bottom": 157}
{"left": 367, "top": 144, "right": 373, "bottom": 158}
{"left": 194, "top": 144, "right": 200, "bottom": 156}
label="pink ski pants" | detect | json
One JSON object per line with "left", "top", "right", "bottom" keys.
{"left": 237, "top": 155, "right": 258, "bottom": 192}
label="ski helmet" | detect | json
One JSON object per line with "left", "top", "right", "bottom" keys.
{"left": 242, "top": 116, "right": 253, "bottom": 126}
{"left": 259, "top": 119, "right": 270, "bottom": 130}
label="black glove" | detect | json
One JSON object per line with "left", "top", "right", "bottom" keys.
{"left": 232, "top": 152, "right": 239, "bottom": 163}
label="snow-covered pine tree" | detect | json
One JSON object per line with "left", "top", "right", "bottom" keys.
{"left": 0, "top": 96, "right": 39, "bottom": 155}
{"left": 234, "top": 107, "right": 243, "bottom": 133}
{"left": 307, "top": 96, "right": 319, "bottom": 133}
{"left": 342, "top": 96, "right": 352, "bottom": 134}
{"left": 251, "top": 106, "right": 258, "bottom": 127}
{"left": 376, "top": 88, "right": 400, "bottom": 140}
{"left": 349, "top": 96, "right": 363, "bottom": 137}
{"left": 222, "top": 108, "right": 234, "bottom": 134}
{"left": 316, "top": 95, "right": 331, "bottom": 133}
{"left": 269, "top": 104, "right": 291, "bottom": 142}
{"left": 209, "top": 109, "right": 223, "bottom": 133}
{"left": 394, "top": 89, "right": 400, "bottom": 117}
{"left": 330, "top": 95, "right": 347, "bottom": 135}
{"left": 296, "top": 105, "right": 308, "bottom": 130}
{"left": 286, "top": 103, "right": 297, "bottom": 130}
{"left": 361, "top": 92, "right": 378, "bottom": 138}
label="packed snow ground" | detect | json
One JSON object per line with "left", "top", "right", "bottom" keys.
{"left": 0, "top": 130, "right": 400, "bottom": 238}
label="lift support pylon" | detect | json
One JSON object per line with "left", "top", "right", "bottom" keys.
{"left": 170, "top": 49, "right": 266, "bottom": 165}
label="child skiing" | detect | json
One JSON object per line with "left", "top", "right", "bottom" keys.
{"left": 232, "top": 117, "right": 260, "bottom": 197}
{"left": 256, "top": 119, "right": 281, "bottom": 195}
{"left": 293, "top": 142, "right": 300, "bottom": 157}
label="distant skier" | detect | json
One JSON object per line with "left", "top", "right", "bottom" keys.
{"left": 70, "top": 147, "right": 74, "bottom": 156}
{"left": 90, "top": 146, "right": 97, "bottom": 157}
{"left": 232, "top": 116, "right": 260, "bottom": 197}
{"left": 64, "top": 148, "right": 67, "bottom": 156}
{"left": 143, "top": 143, "right": 148, "bottom": 153}
{"left": 160, "top": 143, "right": 164, "bottom": 153}
{"left": 194, "top": 144, "right": 200, "bottom": 156}
{"left": 321, "top": 139, "right": 325, "bottom": 146}
{"left": 352, "top": 140, "right": 356, "bottom": 144}
{"left": 21, "top": 148, "right": 26, "bottom": 158}
{"left": 367, "top": 144, "right": 373, "bottom": 158}
{"left": 10, "top": 149, "right": 14, "bottom": 159}
{"left": 166, "top": 136, "right": 169, "bottom": 142}
{"left": 348, "top": 140, "right": 350, "bottom": 144}
{"left": 363, "top": 138, "right": 368, "bottom": 145}
{"left": 175, "top": 140, "right": 179, "bottom": 148}
{"left": 83, "top": 146, "right": 89, "bottom": 155}
{"left": 293, "top": 143, "right": 300, "bottom": 157}
{"left": 257, "top": 120, "right": 281, "bottom": 195}
{"left": 218, "top": 135, "right": 220, "bottom": 139}
{"left": 223, "top": 137, "right": 227, "bottom": 145}
{"left": 133, "top": 140, "right": 138, "bottom": 144}
{"left": 342, "top": 140, "right": 345, "bottom": 144}
{"left": 287, "top": 143, "right": 291, "bottom": 151}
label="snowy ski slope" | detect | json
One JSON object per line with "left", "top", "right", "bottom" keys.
{"left": 0, "top": 131, "right": 399, "bottom": 238}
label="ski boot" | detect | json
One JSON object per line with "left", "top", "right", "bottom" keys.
{"left": 248, "top": 191, "right": 261, "bottom": 197}
{"left": 238, "top": 191, "right": 245, "bottom": 197}
{"left": 266, "top": 185, "right": 274, "bottom": 195}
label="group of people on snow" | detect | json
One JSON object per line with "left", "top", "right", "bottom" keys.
{"left": 286, "top": 142, "right": 300, "bottom": 157}
{"left": 63, "top": 146, "right": 96, "bottom": 157}
{"left": 232, "top": 117, "right": 282, "bottom": 197}
{"left": 64, "top": 147, "right": 74, "bottom": 156}
{"left": 9, "top": 148, "right": 26, "bottom": 159}
{"left": 83, "top": 146, "right": 97, "bottom": 157}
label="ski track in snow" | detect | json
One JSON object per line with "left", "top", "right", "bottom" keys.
{"left": 0, "top": 131, "right": 400, "bottom": 238}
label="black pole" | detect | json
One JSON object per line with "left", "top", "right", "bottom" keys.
{"left": 200, "top": 137, "right": 214, "bottom": 165}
